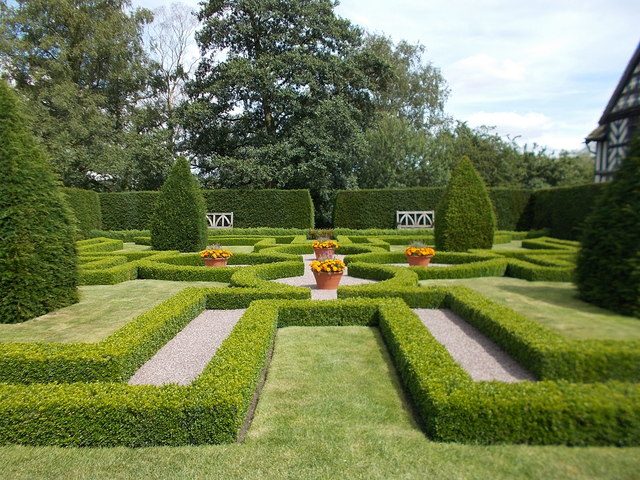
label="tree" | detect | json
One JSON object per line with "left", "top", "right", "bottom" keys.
{"left": 575, "top": 134, "right": 640, "bottom": 318}
{"left": 520, "top": 147, "right": 593, "bottom": 189}
{"left": 151, "top": 157, "right": 208, "bottom": 252}
{"left": 428, "top": 123, "right": 523, "bottom": 187}
{"left": 0, "top": 81, "right": 78, "bottom": 324}
{"left": 356, "top": 35, "right": 450, "bottom": 189}
{"left": 363, "top": 34, "right": 449, "bottom": 132}
{"left": 182, "top": 0, "right": 384, "bottom": 226}
{"left": 0, "top": 0, "right": 153, "bottom": 189}
{"left": 146, "top": 2, "right": 200, "bottom": 155}
{"left": 435, "top": 156, "right": 496, "bottom": 251}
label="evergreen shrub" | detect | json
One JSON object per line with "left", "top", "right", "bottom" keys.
{"left": 0, "top": 81, "right": 78, "bottom": 323}
{"left": 151, "top": 158, "right": 208, "bottom": 252}
{"left": 576, "top": 135, "right": 640, "bottom": 317}
{"left": 435, "top": 157, "right": 496, "bottom": 251}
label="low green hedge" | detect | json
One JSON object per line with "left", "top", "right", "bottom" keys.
{"left": 89, "top": 229, "right": 151, "bottom": 242}
{"left": 76, "top": 237, "right": 124, "bottom": 254}
{"left": 343, "top": 251, "right": 508, "bottom": 280}
{"left": 379, "top": 299, "right": 639, "bottom": 445}
{"left": 339, "top": 286, "right": 640, "bottom": 383}
{"left": 0, "top": 297, "right": 637, "bottom": 446}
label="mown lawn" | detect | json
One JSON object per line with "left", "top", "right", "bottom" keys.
{"left": 0, "top": 279, "right": 227, "bottom": 343}
{"left": 420, "top": 277, "right": 640, "bottom": 340}
{"left": 0, "top": 327, "right": 637, "bottom": 479}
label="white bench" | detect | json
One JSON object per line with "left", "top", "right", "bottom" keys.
{"left": 206, "top": 212, "right": 233, "bottom": 229}
{"left": 396, "top": 211, "right": 434, "bottom": 229}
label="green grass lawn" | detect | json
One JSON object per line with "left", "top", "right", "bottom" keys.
{"left": 224, "top": 245, "right": 254, "bottom": 253}
{"left": 0, "top": 326, "right": 637, "bottom": 479}
{"left": 420, "top": 277, "right": 640, "bottom": 340}
{"left": 0, "top": 280, "right": 227, "bottom": 343}
{"left": 121, "top": 242, "right": 151, "bottom": 251}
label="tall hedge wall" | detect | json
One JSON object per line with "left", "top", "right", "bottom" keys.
{"left": 334, "top": 184, "right": 603, "bottom": 238}
{"left": 333, "top": 187, "right": 530, "bottom": 231}
{"left": 99, "top": 191, "right": 159, "bottom": 231}
{"left": 100, "top": 189, "right": 314, "bottom": 230}
{"left": 61, "top": 187, "right": 102, "bottom": 238}
{"left": 527, "top": 184, "right": 605, "bottom": 240}
{"left": 202, "top": 189, "right": 313, "bottom": 229}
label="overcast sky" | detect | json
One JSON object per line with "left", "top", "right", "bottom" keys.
{"left": 132, "top": 0, "right": 639, "bottom": 152}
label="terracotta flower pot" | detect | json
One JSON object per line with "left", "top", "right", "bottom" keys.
{"left": 406, "top": 254, "right": 433, "bottom": 267}
{"left": 204, "top": 257, "right": 228, "bottom": 267}
{"left": 313, "top": 270, "right": 343, "bottom": 289}
{"left": 313, "top": 247, "right": 335, "bottom": 259}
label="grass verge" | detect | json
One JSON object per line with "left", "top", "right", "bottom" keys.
{"left": 419, "top": 277, "right": 640, "bottom": 340}
{"left": 0, "top": 280, "right": 227, "bottom": 343}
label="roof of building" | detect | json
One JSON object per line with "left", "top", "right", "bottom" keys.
{"left": 598, "top": 42, "right": 640, "bottom": 125}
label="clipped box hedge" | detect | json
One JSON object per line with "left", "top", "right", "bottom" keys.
{"left": 99, "top": 190, "right": 314, "bottom": 230}
{"left": 339, "top": 285, "right": 640, "bottom": 383}
{"left": 0, "top": 297, "right": 637, "bottom": 447}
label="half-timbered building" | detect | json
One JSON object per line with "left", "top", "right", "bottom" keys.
{"left": 586, "top": 43, "right": 640, "bottom": 182}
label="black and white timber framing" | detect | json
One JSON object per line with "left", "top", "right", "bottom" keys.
{"left": 586, "top": 42, "right": 640, "bottom": 183}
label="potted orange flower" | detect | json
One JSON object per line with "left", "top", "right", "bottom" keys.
{"left": 310, "top": 257, "right": 346, "bottom": 289}
{"left": 200, "top": 244, "right": 233, "bottom": 267}
{"left": 311, "top": 239, "right": 338, "bottom": 259}
{"left": 405, "top": 242, "right": 435, "bottom": 267}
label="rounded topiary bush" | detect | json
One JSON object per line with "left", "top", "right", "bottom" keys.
{"left": 151, "top": 157, "right": 208, "bottom": 252}
{"left": 435, "top": 156, "right": 496, "bottom": 251}
{"left": 576, "top": 134, "right": 640, "bottom": 318}
{"left": 0, "top": 81, "right": 78, "bottom": 323}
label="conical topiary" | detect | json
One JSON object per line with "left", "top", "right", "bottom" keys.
{"left": 151, "top": 157, "right": 208, "bottom": 252}
{"left": 435, "top": 156, "right": 496, "bottom": 251}
{"left": 576, "top": 134, "right": 640, "bottom": 317}
{"left": 0, "top": 81, "right": 78, "bottom": 323}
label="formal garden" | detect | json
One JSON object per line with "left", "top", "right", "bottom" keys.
{"left": 2, "top": 66, "right": 640, "bottom": 478}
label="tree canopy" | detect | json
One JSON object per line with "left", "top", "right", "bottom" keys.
{"left": 1, "top": 0, "right": 595, "bottom": 226}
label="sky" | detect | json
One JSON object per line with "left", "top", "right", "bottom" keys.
{"left": 132, "top": 0, "right": 640, "bottom": 152}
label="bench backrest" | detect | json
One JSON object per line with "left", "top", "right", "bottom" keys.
{"left": 206, "top": 212, "right": 233, "bottom": 229}
{"left": 396, "top": 210, "right": 434, "bottom": 229}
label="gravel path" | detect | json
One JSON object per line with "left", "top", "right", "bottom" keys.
{"left": 128, "top": 309, "right": 245, "bottom": 386}
{"left": 129, "top": 255, "right": 534, "bottom": 386}
{"left": 414, "top": 308, "right": 535, "bottom": 382}
{"left": 273, "top": 254, "right": 375, "bottom": 300}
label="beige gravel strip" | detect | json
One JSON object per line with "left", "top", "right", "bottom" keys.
{"left": 273, "top": 254, "right": 375, "bottom": 300}
{"left": 128, "top": 309, "right": 245, "bottom": 386}
{"left": 414, "top": 308, "right": 536, "bottom": 383}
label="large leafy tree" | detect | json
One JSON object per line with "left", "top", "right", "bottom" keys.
{"left": 356, "top": 35, "right": 450, "bottom": 189}
{"left": 0, "top": 0, "right": 153, "bottom": 189}
{"left": 182, "top": 0, "right": 385, "bottom": 225}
